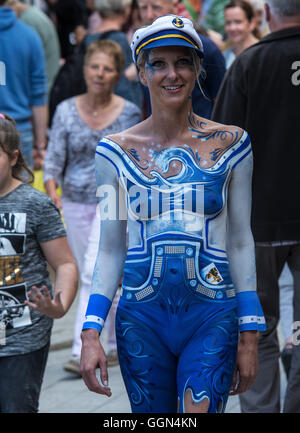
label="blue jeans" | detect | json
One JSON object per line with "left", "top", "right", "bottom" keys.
{"left": 19, "top": 129, "right": 34, "bottom": 169}
{"left": 0, "top": 343, "right": 50, "bottom": 413}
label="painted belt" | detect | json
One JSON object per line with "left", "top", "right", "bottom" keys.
{"left": 122, "top": 241, "right": 236, "bottom": 302}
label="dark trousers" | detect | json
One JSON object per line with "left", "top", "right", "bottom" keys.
{"left": 0, "top": 342, "right": 50, "bottom": 413}
{"left": 239, "top": 244, "right": 300, "bottom": 413}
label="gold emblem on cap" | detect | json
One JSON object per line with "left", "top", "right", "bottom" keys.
{"left": 172, "top": 17, "right": 184, "bottom": 28}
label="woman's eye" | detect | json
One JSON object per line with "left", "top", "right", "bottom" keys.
{"left": 149, "top": 61, "right": 165, "bottom": 69}
{"left": 177, "top": 58, "right": 193, "bottom": 66}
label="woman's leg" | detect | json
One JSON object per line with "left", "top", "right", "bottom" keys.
{"left": 177, "top": 307, "right": 238, "bottom": 413}
{"left": 61, "top": 201, "right": 96, "bottom": 276}
{"left": 71, "top": 208, "right": 99, "bottom": 358}
{"left": 116, "top": 302, "right": 178, "bottom": 413}
{"left": 62, "top": 201, "right": 97, "bottom": 360}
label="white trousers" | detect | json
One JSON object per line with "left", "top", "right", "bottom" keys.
{"left": 62, "top": 201, "right": 119, "bottom": 357}
{"left": 279, "top": 263, "right": 294, "bottom": 343}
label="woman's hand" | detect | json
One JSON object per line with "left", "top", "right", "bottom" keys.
{"left": 80, "top": 329, "right": 112, "bottom": 397}
{"left": 44, "top": 179, "right": 62, "bottom": 210}
{"left": 25, "top": 285, "right": 66, "bottom": 319}
{"left": 230, "top": 331, "right": 259, "bottom": 395}
{"left": 49, "top": 191, "right": 62, "bottom": 210}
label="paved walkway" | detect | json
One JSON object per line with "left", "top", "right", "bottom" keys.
{"left": 39, "top": 294, "right": 287, "bottom": 413}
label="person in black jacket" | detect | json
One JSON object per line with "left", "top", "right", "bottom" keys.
{"left": 44, "top": 0, "right": 89, "bottom": 60}
{"left": 212, "top": 0, "right": 300, "bottom": 413}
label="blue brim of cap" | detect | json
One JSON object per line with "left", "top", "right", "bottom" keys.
{"left": 134, "top": 32, "right": 204, "bottom": 63}
{"left": 142, "top": 37, "right": 203, "bottom": 58}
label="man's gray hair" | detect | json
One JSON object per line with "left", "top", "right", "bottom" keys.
{"left": 94, "top": 0, "right": 132, "bottom": 18}
{"left": 267, "top": 0, "right": 300, "bottom": 16}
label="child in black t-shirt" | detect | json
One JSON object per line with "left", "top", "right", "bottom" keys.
{"left": 0, "top": 113, "right": 78, "bottom": 413}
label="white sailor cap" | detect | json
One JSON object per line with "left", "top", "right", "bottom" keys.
{"left": 131, "top": 14, "right": 204, "bottom": 64}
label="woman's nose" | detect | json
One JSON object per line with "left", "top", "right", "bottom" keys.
{"left": 166, "top": 64, "right": 177, "bottom": 80}
{"left": 96, "top": 66, "right": 104, "bottom": 76}
{"left": 227, "top": 23, "right": 236, "bottom": 31}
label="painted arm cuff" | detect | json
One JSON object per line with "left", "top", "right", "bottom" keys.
{"left": 82, "top": 294, "right": 112, "bottom": 333}
{"left": 237, "top": 291, "right": 266, "bottom": 332}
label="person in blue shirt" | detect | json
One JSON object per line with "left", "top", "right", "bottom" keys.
{"left": 0, "top": 3, "right": 47, "bottom": 168}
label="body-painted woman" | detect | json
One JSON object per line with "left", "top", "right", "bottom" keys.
{"left": 80, "top": 15, "right": 266, "bottom": 413}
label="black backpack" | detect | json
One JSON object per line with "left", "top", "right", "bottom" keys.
{"left": 48, "top": 30, "right": 119, "bottom": 127}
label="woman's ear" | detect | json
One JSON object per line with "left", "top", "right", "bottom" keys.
{"left": 10, "top": 150, "right": 19, "bottom": 168}
{"left": 139, "top": 67, "right": 148, "bottom": 87}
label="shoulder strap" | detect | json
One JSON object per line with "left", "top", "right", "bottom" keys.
{"left": 81, "top": 30, "right": 121, "bottom": 49}
{"left": 98, "top": 30, "right": 120, "bottom": 40}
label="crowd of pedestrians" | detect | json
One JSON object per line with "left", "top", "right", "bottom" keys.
{"left": 0, "top": 0, "right": 299, "bottom": 414}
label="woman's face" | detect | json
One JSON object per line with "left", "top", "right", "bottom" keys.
{"left": 84, "top": 51, "right": 120, "bottom": 96}
{"left": 139, "top": 46, "right": 197, "bottom": 108}
{"left": 225, "top": 6, "right": 255, "bottom": 45}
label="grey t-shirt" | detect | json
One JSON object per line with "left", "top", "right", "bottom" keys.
{"left": 0, "top": 184, "right": 66, "bottom": 356}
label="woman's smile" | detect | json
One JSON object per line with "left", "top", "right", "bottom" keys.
{"left": 162, "top": 84, "right": 184, "bottom": 94}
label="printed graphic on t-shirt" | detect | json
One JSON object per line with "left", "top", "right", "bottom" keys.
{"left": 0, "top": 212, "right": 26, "bottom": 256}
{"left": 0, "top": 213, "right": 31, "bottom": 328}
{"left": 0, "top": 284, "right": 31, "bottom": 328}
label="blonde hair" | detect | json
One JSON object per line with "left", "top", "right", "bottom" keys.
{"left": 0, "top": 113, "right": 34, "bottom": 183}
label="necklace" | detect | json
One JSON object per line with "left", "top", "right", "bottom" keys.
{"left": 82, "top": 94, "right": 112, "bottom": 118}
